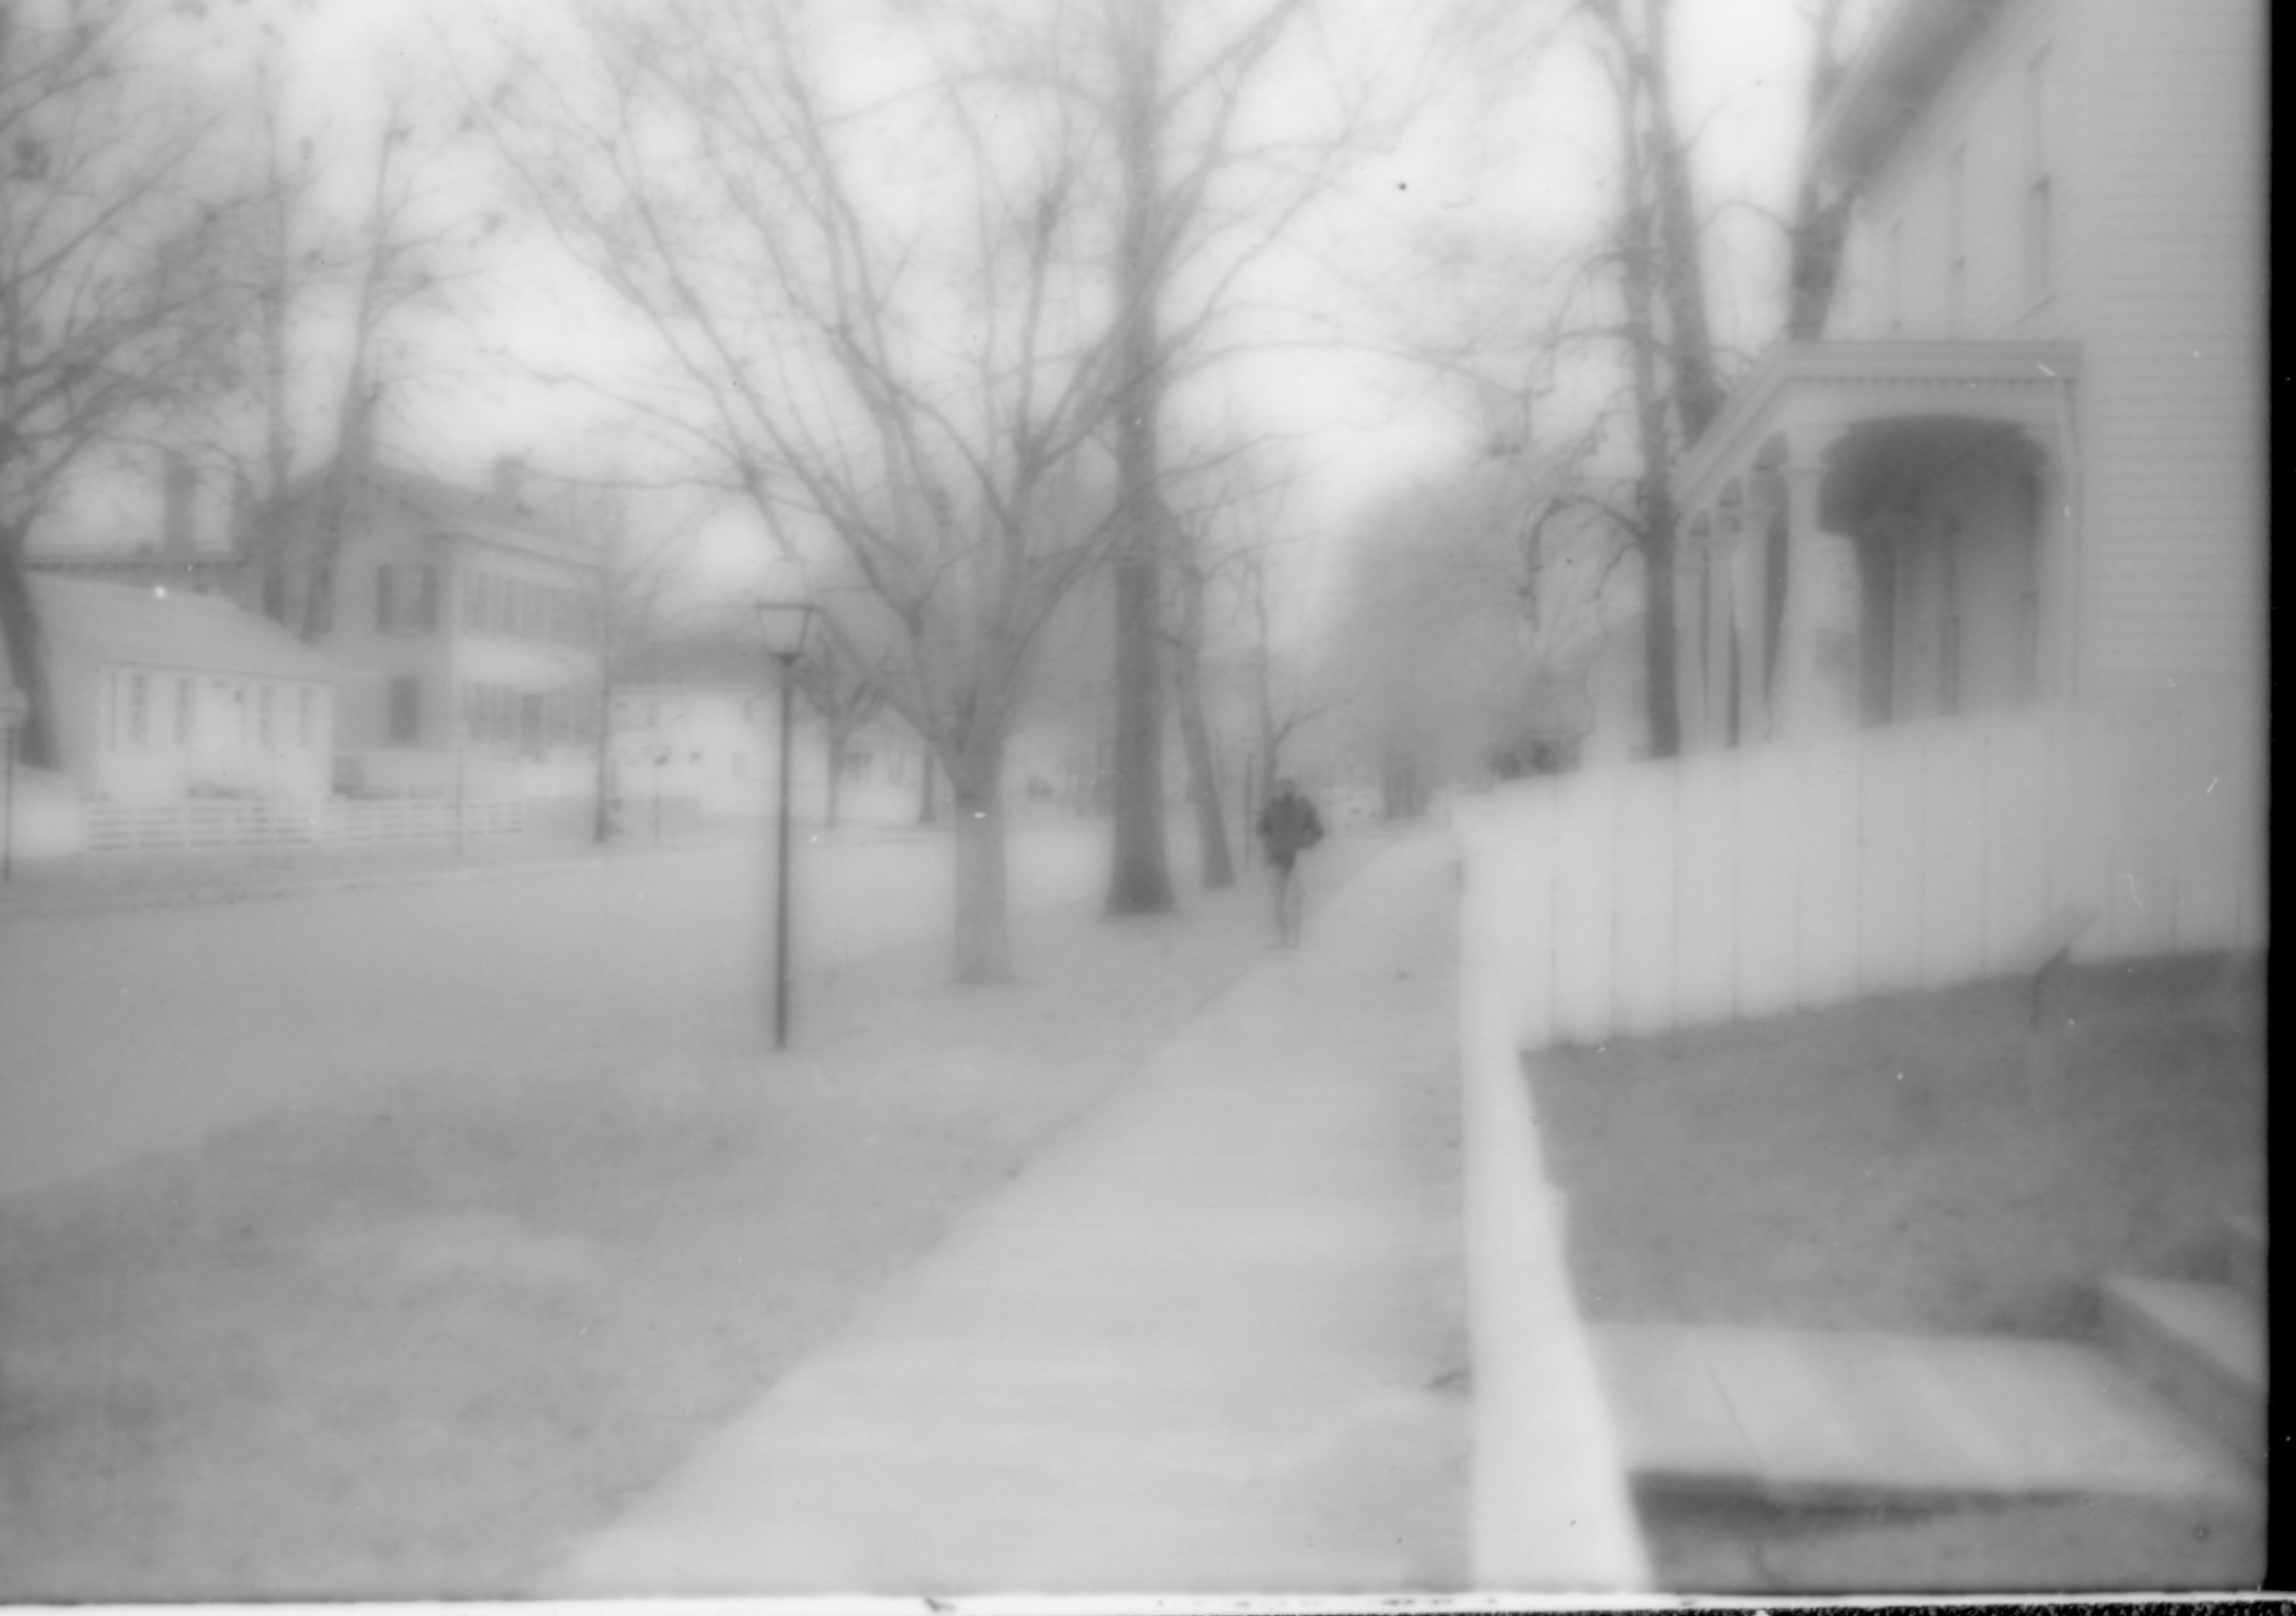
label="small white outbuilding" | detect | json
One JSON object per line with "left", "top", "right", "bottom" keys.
{"left": 8, "top": 576, "right": 344, "bottom": 808}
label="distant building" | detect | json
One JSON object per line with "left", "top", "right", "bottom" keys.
{"left": 3, "top": 576, "right": 342, "bottom": 807}
{"left": 261, "top": 454, "right": 607, "bottom": 801}
{"left": 1672, "top": 0, "right": 2263, "bottom": 746}
{"left": 611, "top": 636, "right": 929, "bottom": 826}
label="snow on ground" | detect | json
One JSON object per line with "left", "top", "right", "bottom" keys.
{"left": 0, "top": 812, "right": 1117, "bottom": 1196}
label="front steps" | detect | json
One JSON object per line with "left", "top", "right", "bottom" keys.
{"left": 2099, "top": 1214, "right": 2266, "bottom": 1467}
{"left": 1596, "top": 1216, "right": 2265, "bottom": 1509}
{"left": 1594, "top": 1323, "right": 2253, "bottom": 1508}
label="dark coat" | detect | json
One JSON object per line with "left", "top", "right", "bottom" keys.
{"left": 1256, "top": 791, "right": 1324, "bottom": 865}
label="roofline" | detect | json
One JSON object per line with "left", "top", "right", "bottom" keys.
{"left": 1806, "top": 0, "right": 2005, "bottom": 186}
{"left": 1677, "top": 339, "right": 2081, "bottom": 500}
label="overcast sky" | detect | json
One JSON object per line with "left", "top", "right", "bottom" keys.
{"left": 72, "top": 0, "right": 1857, "bottom": 597}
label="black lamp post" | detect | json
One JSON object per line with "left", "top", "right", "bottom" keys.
{"left": 0, "top": 685, "right": 28, "bottom": 883}
{"left": 756, "top": 582, "right": 819, "bottom": 1050}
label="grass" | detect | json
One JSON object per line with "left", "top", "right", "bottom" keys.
{"left": 1523, "top": 950, "right": 2268, "bottom": 1593}
{"left": 0, "top": 836, "right": 1388, "bottom": 1603}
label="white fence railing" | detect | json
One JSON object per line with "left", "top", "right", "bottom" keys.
{"left": 1456, "top": 848, "right": 1652, "bottom": 1588}
{"left": 84, "top": 797, "right": 528, "bottom": 854}
{"left": 1456, "top": 695, "right": 2266, "bottom": 1052}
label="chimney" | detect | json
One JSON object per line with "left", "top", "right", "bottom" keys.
{"left": 493, "top": 454, "right": 528, "bottom": 512}
{"left": 163, "top": 452, "right": 197, "bottom": 553}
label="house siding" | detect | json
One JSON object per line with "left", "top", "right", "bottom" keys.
{"left": 1834, "top": 0, "right": 2261, "bottom": 702}
{"left": 276, "top": 471, "right": 604, "bottom": 763}
{"left": 2081, "top": 0, "right": 2265, "bottom": 695}
{"left": 1835, "top": 0, "right": 2087, "bottom": 345}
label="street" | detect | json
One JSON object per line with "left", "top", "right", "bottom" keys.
{"left": 0, "top": 818, "right": 1114, "bottom": 1196}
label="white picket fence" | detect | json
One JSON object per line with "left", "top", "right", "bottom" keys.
{"left": 1456, "top": 695, "right": 2266, "bottom": 1051}
{"left": 84, "top": 797, "right": 528, "bottom": 854}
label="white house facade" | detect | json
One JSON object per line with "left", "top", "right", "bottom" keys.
{"left": 271, "top": 456, "right": 607, "bottom": 804}
{"left": 1671, "top": 0, "right": 2263, "bottom": 748}
{"left": 9, "top": 576, "right": 342, "bottom": 807}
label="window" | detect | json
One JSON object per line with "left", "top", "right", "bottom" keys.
{"left": 175, "top": 677, "right": 193, "bottom": 747}
{"left": 377, "top": 563, "right": 439, "bottom": 635}
{"left": 464, "top": 571, "right": 488, "bottom": 633}
{"left": 257, "top": 685, "right": 275, "bottom": 749}
{"left": 1945, "top": 145, "right": 1967, "bottom": 333}
{"left": 297, "top": 686, "right": 313, "bottom": 750}
{"left": 127, "top": 672, "right": 149, "bottom": 748}
{"left": 388, "top": 676, "right": 421, "bottom": 745}
{"left": 2023, "top": 50, "right": 2054, "bottom": 303}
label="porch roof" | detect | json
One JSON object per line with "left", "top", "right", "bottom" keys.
{"left": 1676, "top": 340, "right": 2081, "bottom": 513}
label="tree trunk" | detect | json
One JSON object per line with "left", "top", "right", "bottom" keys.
{"left": 1612, "top": 39, "right": 1684, "bottom": 761}
{"left": 947, "top": 729, "right": 1011, "bottom": 983}
{"left": 1172, "top": 542, "right": 1234, "bottom": 889}
{"left": 0, "top": 543, "right": 59, "bottom": 768}
{"left": 1103, "top": 0, "right": 1174, "bottom": 916}
{"left": 1640, "top": 0, "right": 1728, "bottom": 445}
{"left": 823, "top": 731, "right": 845, "bottom": 831}
{"left": 1174, "top": 660, "right": 1234, "bottom": 890}
{"left": 1636, "top": 473, "right": 1682, "bottom": 758}
{"left": 917, "top": 746, "right": 938, "bottom": 825}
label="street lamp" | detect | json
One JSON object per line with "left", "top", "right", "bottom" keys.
{"left": 0, "top": 685, "right": 28, "bottom": 883}
{"left": 755, "top": 575, "right": 820, "bottom": 1050}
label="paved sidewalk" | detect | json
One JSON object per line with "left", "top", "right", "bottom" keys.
{"left": 546, "top": 834, "right": 1470, "bottom": 1598}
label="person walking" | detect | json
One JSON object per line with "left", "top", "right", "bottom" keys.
{"left": 1255, "top": 776, "right": 1324, "bottom": 947}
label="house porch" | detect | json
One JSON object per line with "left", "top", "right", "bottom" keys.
{"left": 1672, "top": 341, "right": 2081, "bottom": 751}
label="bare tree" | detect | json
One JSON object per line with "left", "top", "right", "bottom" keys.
{"left": 1233, "top": 526, "right": 1335, "bottom": 811}
{"left": 0, "top": 0, "right": 251, "bottom": 767}
{"left": 787, "top": 617, "right": 890, "bottom": 834}
{"left": 222, "top": 69, "right": 495, "bottom": 641}
{"left": 1395, "top": 0, "right": 1851, "bottom": 759}
{"left": 570, "top": 486, "right": 698, "bottom": 844}
{"left": 1086, "top": 0, "right": 1398, "bottom": 914}
{"left": 1784, "top": 0, "right": 1856, "bottom": 340}
{"left": 1166, "top": 498, "right": 1235, "bottom": 887}
{"left": 476, "top": 0, "right": 1132, "bottom": 982}
{"left": 1326, "top": 447, "right": 1630, "bottom": 795}
{"left": 1161, "top": 445, "right": 1315, "bottom": 887}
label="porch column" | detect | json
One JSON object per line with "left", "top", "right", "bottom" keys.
{"left": 1773, "top": 430, "right": 1830, "bottom": 738}
{"left": 1732, "top": 484, "right": 1772, "bottom": 744}
{"left": 1674, "top": 527, "right": 1709, "bottom": 752}
{"left": 1704, "top": 524, "right": 1738, "bottom": 750}
{"left": 2025, "top": 430, "right": 2075, "bottom": 703}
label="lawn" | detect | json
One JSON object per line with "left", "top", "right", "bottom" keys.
{"left": 1524, "top": 951, "right": 2268, "bottom": 1593}
{"left": 0, "top": 836, "right": 1388, "bottom": 1603}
